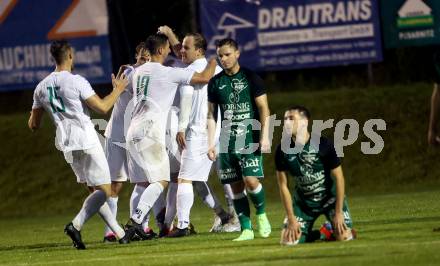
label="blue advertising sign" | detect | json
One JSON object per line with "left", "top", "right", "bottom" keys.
{"left": 200, "top": 0, "right": 383, "bottom": 71}
{"left": 0, "top": 0, "right": 112, "bottom": 91}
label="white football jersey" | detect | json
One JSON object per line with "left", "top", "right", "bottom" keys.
{"left": 129, "top": 62, "right": 193, "bottom": 139}
{"left": 104, "top": 66, "right": 135, "bottom": 141}
{"left": 32, "top": 71, "right": 100, "bottom": 152}
{"left": 178, "top": 58, "right": 222, "bottom": 139}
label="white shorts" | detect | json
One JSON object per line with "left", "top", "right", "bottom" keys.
{"left": 178, "top": 138, "right": 213, "bottom": 182}
{"left": 127, "top": 119, "right": 170, "bottom": 184}
{"left": 104, "top": 138, "right": 129, "bottom": 182}
{"left": 65, "top": 145, "right": 111, "bottom": 187}
{"left": 166, "top": 108, "right": 180, "bottom": 175}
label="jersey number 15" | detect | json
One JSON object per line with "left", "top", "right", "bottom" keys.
{"left": 47, "top": 86, "right": 65, "bottom": 113}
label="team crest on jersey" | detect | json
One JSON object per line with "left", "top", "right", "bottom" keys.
{"left": 232, "top": 78, "right": 247, "bottom": 94}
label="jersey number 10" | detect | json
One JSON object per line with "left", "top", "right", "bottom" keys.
{"left": 136, "top": 76, "right": 150, "bottom": 99}
{"left": 47, "top": 86, "right": 65, "bottom": 113}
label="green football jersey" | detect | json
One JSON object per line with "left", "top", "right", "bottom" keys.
{"left": 208, "top": 68, "right": 266, "bottom": 151}
{"left": 275, "top": 136, "right": 341, "bottom": 210}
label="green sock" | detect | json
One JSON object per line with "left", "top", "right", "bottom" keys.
{"left": 248, "top": 185, "right": 266, "bottom": 215}
{"left": 232, "top": 196, "right": 252, "bottom": 230}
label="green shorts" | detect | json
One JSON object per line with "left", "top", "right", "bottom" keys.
{"left": 283, "top": 197, "right": 353, "bottom": 243}
{"left": 217, "top": 151, "right": 264, "bottom": 184}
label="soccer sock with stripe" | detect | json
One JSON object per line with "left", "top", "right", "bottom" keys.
{"left": 132, "top": 182, "right": 164, "bottom": 224}
{"left": 72, "top": 189, "right": 107, "bottom": 231}
{"left": 99, "top": 202, "right": 125, "bottom": 239}
{"left": 247, "top": 183, "right": 266, "bottom": 215}
{"left": 233, "top": 192, "right": 252, "bottom": 230}
{"left": 176, "top": 183, "right": 194, "bottom": 229}
{"left": 164, "top": 182, "right": 178, "bottom": 228}
{"left": 104, "top": 196, "right": 118, "bottom": 236}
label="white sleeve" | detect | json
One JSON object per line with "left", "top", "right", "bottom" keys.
{"left": 32, "top": 86, "right": 43, "bottom": 109}
{"left": 125, "top": 67, "right": 135, "bottom": 95}
{"left": 169, "top": 67, "right": 194, "bottom": 85}
{"left": 77, "top": 76, "right": 96, "bottom": 100}
{"left": 214, "top": 65, "right": 223, "bottom": 75}
{"left": 178, "top": 85, "right": 194, "bottom": 132}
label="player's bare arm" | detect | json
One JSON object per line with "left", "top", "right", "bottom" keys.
{"left": 28, "top": 108, "right": 44, "bottom": 132}
{"left": 255, "top": 94, "right": 271, "bottom": 153}
{"left": 428, "top": 83, "right": 440, "bottom": 146}
{"left": 207, "top": 101, "right": 218, "bottom": 161}
{"left": 85, "top": 73, "right": 128, "bottom": 114}
{"left": 276, "top": 170, "right": 301, "bottom": 243}
{"left": 158, "top": 25, "right": 182, "bottom": 58}
{"left": 190, "top": 58, "right": 217, "bottom": 85}
{"left": 116, "top": 64, "right": 130, "bottom": 78}
{"left": 331, "top": 165, "right": 349, "bottom": 239}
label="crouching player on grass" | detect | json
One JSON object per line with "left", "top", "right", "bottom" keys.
{"left": 275, "top": 106, "right": 355, "bottom": 245}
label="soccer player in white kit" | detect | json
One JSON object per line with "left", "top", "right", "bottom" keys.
{"left": 102, "top": 42, "right": 151, "bottom": 242}
{"left": 158, "top": 27, "right": 240, "bottom": 237}
{"left": 123, "top": 33, "right": 217, "bottom": 239}
{"left": 28, "top": 40, "right": 130, "bottom": 249}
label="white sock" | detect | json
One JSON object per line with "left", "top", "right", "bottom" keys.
{"left": 247, "top": 183, "right": 262, "bottom": 194}
{"left": 223, "top": 184, "right": 235, "bottom": 214}
{"left": 130, "top": 185, "right": 146, "bottom": 216}
{"left": 176, "top": 183, "right": 194, "bottom": 229}
{"left": 194, "top": 181, "right": 215, "bottom": 208}
{"left": 99, "top": 202, "right": 125, "bottom": 239}
{"left": 72, "top": 190, "right": 106, "bottom": 231}
{"left": 204, "top": 194, "right": 216, "bottom": 209}
{"left": 104, "top": 196, "right": 118, "bottom": 236}
{"left": 153, "top": 191, "right": 166, "bottom": 229}
{"left": 165, "top": 182, "right": 178, "bottom": 227}
{"left": 132, "top": 182, "right": 165, "bottom": 224}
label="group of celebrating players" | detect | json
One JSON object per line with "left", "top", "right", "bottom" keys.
{"left": 28, "top": 25, "right": 355, "bottom": 250}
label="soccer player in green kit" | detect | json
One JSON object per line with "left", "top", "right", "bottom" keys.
{"left": 207, "top": 38, "right": 271, "bottom": 241}
{"left": 275, "top": 106, "right": 355, "bottom": 245}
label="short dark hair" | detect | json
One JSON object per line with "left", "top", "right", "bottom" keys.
{"left": 50, "top": 40, "right": 72, "bottom": 65}
{"left": 287, "top": 105, "right": 311, "bottom": 120}
{"left": 185, "top": 33, "right": 207, "bottom": 55}
{"left": 216, "top": 38, "right": 238, "bottom": 50}
{"left": 145, "top": 34, "right": 169, "bottom": 56}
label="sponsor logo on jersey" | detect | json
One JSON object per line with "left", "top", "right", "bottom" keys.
{"left": 242, "top": 157, "right": 260, "bottom": 168}
{"left": 231, "top": 78, "right": 247, "bottom": 94}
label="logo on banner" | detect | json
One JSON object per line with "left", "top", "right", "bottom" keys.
{"left": 395, "top": 0, "right": 435, "bottom": 41}
{"left": 397, "top": 0, "right": 434, "bottom": 28}
{"left": 208, "top": 12, "right": 254, "bottom": 50}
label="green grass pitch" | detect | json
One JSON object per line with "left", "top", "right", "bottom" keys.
{"left": 1, "top": 190, "right": 439, "bottom": 266}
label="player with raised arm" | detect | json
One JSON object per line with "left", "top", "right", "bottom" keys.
{"left": 158, "top": 27, "right": 240, "bottom": 236}
{"left": 102, "top": 42, "right": 150, "bottom": 242}
{"left": 28, "top": 40, "right": 130, "bottom": 249}
{"left": 123, "top": 33, "right": 217, "bottom": 240}
{"left": 275, "top": 106, "right": 355, "bottom": 245}
{"left": 206, "top": 38, "right": 271, "bottom": 241}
